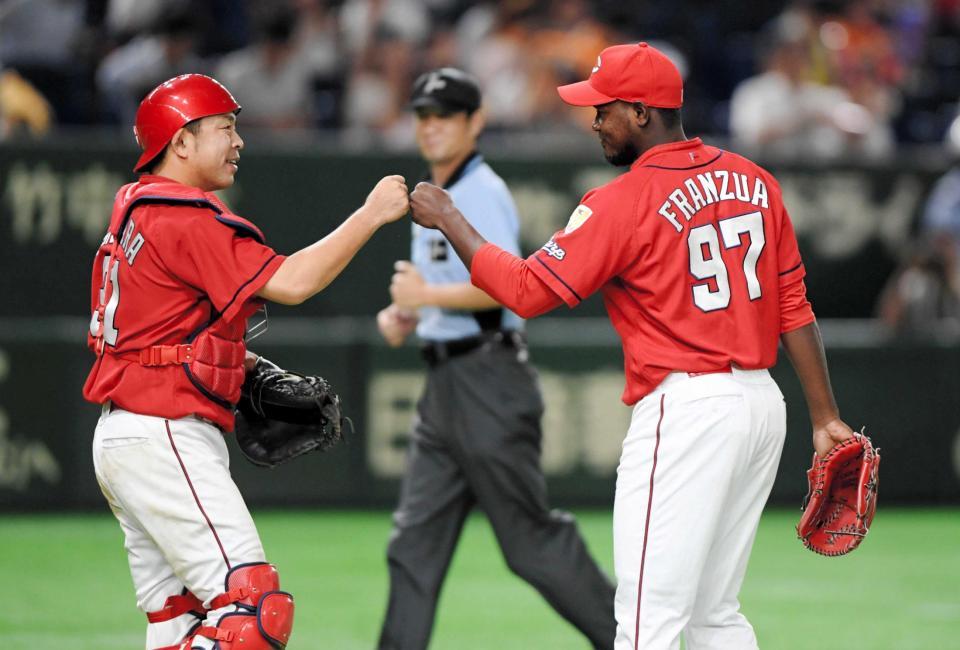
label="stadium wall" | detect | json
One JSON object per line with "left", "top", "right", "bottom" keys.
{"left": 0, "top": 317, "right": 957, "bottom": 510}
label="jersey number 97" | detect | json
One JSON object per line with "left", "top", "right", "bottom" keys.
{"left": 687, "top": 211, "right": 765, "bottom": 312}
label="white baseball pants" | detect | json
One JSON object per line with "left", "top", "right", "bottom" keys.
{"left": 92, "top": 405, "right": 265, "bottom": 650}
{"left": 613, "top": 368, "right": 786, "bottom": 650}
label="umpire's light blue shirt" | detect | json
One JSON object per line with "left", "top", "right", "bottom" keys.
{"left": 412, "top": 153, "right": 523, "bottom": 341}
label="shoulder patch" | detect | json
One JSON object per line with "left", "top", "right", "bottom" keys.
{"left": 564, "top": 204, "right": 593, "bottom": 233}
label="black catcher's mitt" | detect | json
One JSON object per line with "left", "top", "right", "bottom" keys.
{"left": 234, "top": 357, "right": 344, "bottom": 468}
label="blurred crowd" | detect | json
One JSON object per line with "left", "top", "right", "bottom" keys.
{"left": 1, "top": 0, "right": 958, "bottom": 337}
{"left": 877, "top": 161, "right": 960, "bottom": 338}
{"left": 0, "top": 0, "right": 959, "bottom": 157}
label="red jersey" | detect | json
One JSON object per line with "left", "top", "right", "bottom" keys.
{"left": 82, "top": 175, "right": 286, "bottom": 429}
{"left": 477, "top": 138, "right": 814, "bottom": 405}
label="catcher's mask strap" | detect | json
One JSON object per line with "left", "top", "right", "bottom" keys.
{"left": 246, "top": 305, "right": 269, "bottom": 342}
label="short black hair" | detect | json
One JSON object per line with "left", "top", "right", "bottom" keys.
{"left": 652, "top": 107, "right": 682, "bottom": 129}
{"left": 182, "top": 118, "right": 203, "bottom": 136}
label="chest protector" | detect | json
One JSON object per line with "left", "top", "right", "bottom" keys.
{"left": 93, "top": 180, "right": 268, "bottom": 410}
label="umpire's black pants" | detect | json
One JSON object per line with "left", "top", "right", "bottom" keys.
{"left": 378, "top": 342, "right": 616, "bottom": 649}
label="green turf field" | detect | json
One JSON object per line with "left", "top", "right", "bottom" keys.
{"left": 1, "top": 508, "right": 957, "bottom": 649}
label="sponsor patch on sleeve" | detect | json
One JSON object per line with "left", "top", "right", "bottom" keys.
{"left": 564, "top": 204, "right": 593, "bottom": 233}
{"left": 541, "top": 239, "right": 566, "bottom": 260}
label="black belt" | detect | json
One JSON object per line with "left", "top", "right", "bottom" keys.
{"left": 420, "top": 330, "right": 526, "bottom": 366}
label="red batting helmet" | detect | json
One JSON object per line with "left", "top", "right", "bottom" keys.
{"left": 132, "top": 74, "right": 241, "bottom": 172}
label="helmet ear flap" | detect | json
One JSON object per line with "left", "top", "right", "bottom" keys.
{"left": 133, "top": 74, "right": 241, "bottom": 173}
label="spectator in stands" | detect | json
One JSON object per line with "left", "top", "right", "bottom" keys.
{"left": 292, "top": 0, "right": 345, "bottom": 129}
{"left": 828, "top": 0, "right": 904, "bottom": 91}
{"left": 0, "top": 0, "right": 84, "bottom": 71}
{"left": 526, "top": 0, "right": 612, "bottom": 124}
{"left": 292, "top": 0, "right": 341, "bottom": 81}
{"left": 823, "top": 0, "right": 903, "bottom": 147}
{"left": 0, "top": 68, "right": 53, "bottom": 139}
{"left": 0, "top": 0, "right": 90, "bottom": 123}
{"left": 729, "top": 27, "right": 892, "bottom": 159}
{"left": 876, "top": 238, "right": 960, "bottom": 338}
{"left": 96, "top": 12, "right": 205, "bottom": 125}
{"left": 215, "top": 6, "right": 314, "bottom": 130}
{"left": 456, "top": 1, "right": 539, "bottom": 130}
{"left": 876, "top": 152, "right": 960, "bottom": 338}
{"left": 339, "top": 0, "right": 428, "bottom": 140}
{"left": 341, "top": 27, "right": 417, "bottom": 144}
{"left": 103, "top": 0, "right": 190, "bottom": 42}
{"left": 421, "top": 27, "right": 459, "bottom": 72}
{"left": 917, "top": 148, "right": 960, "bottom": 287}
{"left": 340, "top": 0, "right": 431, "bottom": 56}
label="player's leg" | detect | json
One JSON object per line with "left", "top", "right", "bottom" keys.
{"left": 612, "top": 373, "right": 753, "bottom": 650}
{"left": 684, "top": 371, "right": 786, "bottom": 650}
{"left": 94, "top": 407, "right": 291, "bottom": 650}
{"left": 378, "top": 367, "right": 474, "bottom": 650}
{"left": 148, "top": 415, "right": 293, "bottom": 650}
{"left": 94, "top": 413, "right": 204, "bottom": 649}
{"left": 453, "top": 347, "right": 616, "bottom": 649}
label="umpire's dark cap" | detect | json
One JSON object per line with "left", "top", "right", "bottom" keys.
{"left": 410, "top": 68, "right": 481, "bottom": 113}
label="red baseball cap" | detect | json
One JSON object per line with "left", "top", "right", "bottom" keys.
{"left": 557, "top": 42, "right": 683, "bottom": 108}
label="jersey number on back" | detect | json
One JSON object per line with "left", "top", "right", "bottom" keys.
{"left": 687, "top": 211, "right": 765, "bottom": 312}
{"left": 89, "top": 255, "right": 120, "bottom": 345}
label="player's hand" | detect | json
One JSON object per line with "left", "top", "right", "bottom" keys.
{"left": 812, "top": 417, "right": 855, "bottom": 458}
{"left": 365, "top": 175, "right": 409, "bottom": 225}
{"left": 377, "top": 303, "right": 417, "bottom": 347}
{"left": 390, "top": 261, "right": 428, "bottom": 309}
{"left": 409, "top": 182, "right": 458, "bottom": 230}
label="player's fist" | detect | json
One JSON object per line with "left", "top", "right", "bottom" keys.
{"left": 366, "top": 175, "right": 409, "bottom": 224}
{"left": 390, "top": 260, "right": 427, "bottom": 309}
{"left": 377, "top": 303, "right": 417, "bottom": 347}
{"left": 409, "top": 182, "right": 456, "bottom": 230}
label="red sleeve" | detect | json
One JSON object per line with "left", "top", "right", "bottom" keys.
{"left": 773, "top": 187, "right": 815, "bottom": 332}
{"left": 156, "top": 207, "right": 286, "bottom": 322}
{"left": 526, "top": 186, "right": 638, "bottom": 306}
{"left": 780, "top": 273, "right": 815, "bottom": 332}
{"left": 471, "top": 243, "right": 563, "bottom": 318}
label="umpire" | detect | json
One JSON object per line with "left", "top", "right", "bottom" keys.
{"left": 375, "top": 67, "right": 616, "bottom": 650}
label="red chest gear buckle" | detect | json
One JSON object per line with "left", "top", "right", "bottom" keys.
{"left": 138, "top": 344, "right": 194, "bottom": 366}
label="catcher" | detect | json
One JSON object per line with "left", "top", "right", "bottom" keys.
{"left": 83, "top": 74, "right": 406, "bottom": 650}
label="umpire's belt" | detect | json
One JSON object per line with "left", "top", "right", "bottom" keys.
{"left": 420, "top": 330, "right": 525, "bottom": 366}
